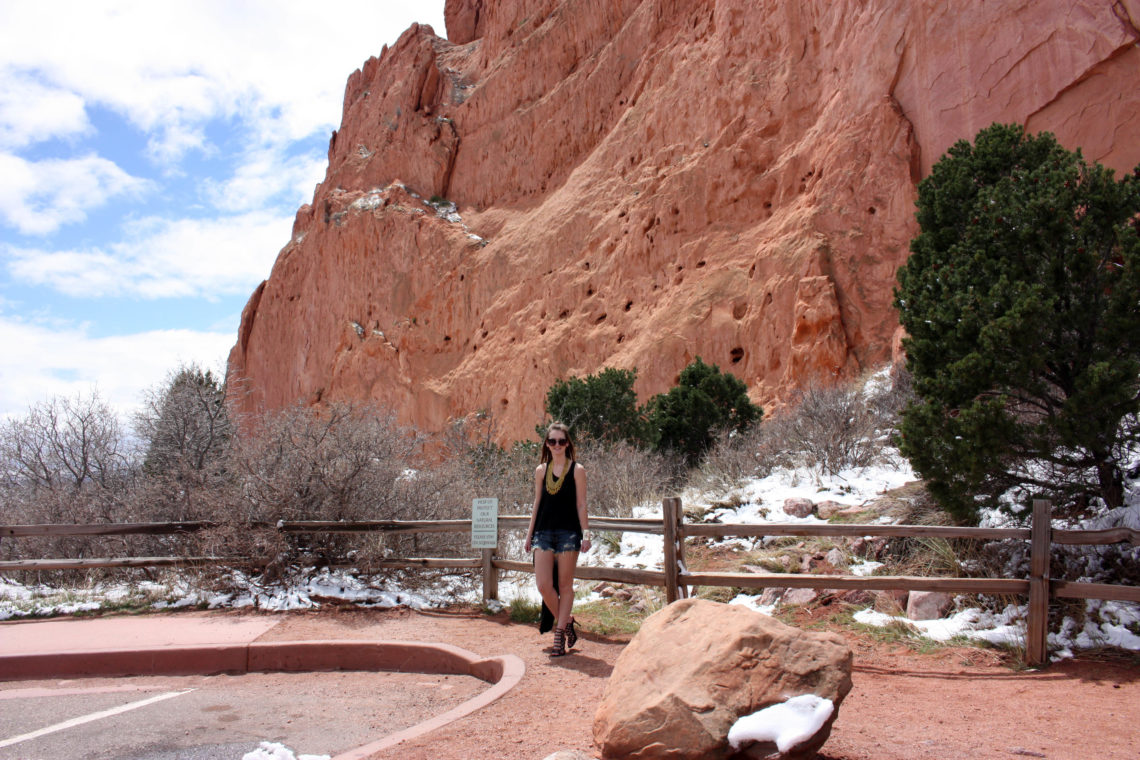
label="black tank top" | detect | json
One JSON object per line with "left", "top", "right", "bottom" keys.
{"left": 535, "top": 460, "right": 581, "bottom": 534}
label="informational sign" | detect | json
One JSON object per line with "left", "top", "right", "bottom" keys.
{"left": 471, "top": 497, "right": 499, "bottom": 549}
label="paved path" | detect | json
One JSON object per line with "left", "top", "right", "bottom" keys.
{"left": 1, "top": 612, "right": 280, "bottom": 655}
{"left": 0, "top": 611, "right": 525, "bottom": 760}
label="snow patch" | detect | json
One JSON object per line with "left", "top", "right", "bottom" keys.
{"left": 728, "top": 694, "right": 834, "bottom": 753}
{"left": 850, "top": 560, "right": 883, "bottom": 576}
{"left": 728, "top": 593, "right": 777, "bottom": 616}
{"left": 242, "top": 741, "right": 329, "bottom": 760}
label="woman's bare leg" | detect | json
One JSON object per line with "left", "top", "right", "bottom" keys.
{"left": 555, "top": 550, "right": 579, "bottom": 630}
{"left": 534, "top": 549, "right": 561, "bottom": 620}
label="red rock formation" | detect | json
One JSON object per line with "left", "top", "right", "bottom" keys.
{"left": 228, "top": 0, "right": 1140, "bottom": 442}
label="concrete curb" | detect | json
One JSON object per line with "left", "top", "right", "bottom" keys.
{"left": 0, "top": 640, "right": 526, "bottom": 758}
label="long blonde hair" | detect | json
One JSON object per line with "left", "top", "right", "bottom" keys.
{"left": 539, "top": 422, "right": 576, "bottom": 464}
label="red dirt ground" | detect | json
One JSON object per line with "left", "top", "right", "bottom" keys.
{"left": 254, "top": 605, "right": 1140, "bottom": 760}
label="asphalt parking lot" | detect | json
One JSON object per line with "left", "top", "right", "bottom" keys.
{"left": 0, "top": 669, "right": 483, "bottom": 760}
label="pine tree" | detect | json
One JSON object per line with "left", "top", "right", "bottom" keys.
{"left": 894, "top": 123, "right": 1140, "bottom": 522}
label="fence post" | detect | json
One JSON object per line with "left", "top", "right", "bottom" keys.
{"left": 674, "top": 497, "right": 689, "bottom": 599}
{"left": 1026, "top": 499, "right": 1051, "bottom": 666}
{"left": 663, "top": 497, "right": 681, "bottom": 603}
{"left": 481, "top": 548, "right": 498, "bottom": 605}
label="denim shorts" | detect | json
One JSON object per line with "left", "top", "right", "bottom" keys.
{"left": 532, "top": 528, "right": 582, "bottom": 553}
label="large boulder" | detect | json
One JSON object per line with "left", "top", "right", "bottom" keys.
{"left": 593, "top": 598, "right": 852, "bottom": 759}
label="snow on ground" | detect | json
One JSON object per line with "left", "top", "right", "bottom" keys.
{"left": 2, "top": 448, "right": 1137, "bottom": 660}
{"left": 587, "top": 451, "right": 1138, "bottom": 658}
{"left": 0, "top": 568, "right": 451, "bottom": 622}
{"left": 242, "top": 741, "right": 328, "bottom": 760}
{"left": 704, "top": 456, "right": 1139, "bottom": 658}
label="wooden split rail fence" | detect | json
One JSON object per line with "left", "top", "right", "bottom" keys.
{"left": 3, "top": 499, "right": 1138, "bottom": 665}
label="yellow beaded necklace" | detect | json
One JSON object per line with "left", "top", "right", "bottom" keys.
{"left": 545, "top": 459, "right": 573, "bottom": 495}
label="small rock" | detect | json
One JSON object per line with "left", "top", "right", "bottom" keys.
{"left": 613, "top": 588, "right": 634, "bottom": 601}
{"left": 815, "top": 500, "right": 846, "bottom": 519}
{"left": 781, "top": 587, "right": 820, "bottom": 607}
{"left": 907, "top": 590, "right": 953, "bottom": 621}
{"left": 759, "top": 587, "right": 785, "bottom": 606}
{"left": 801, "top": 553, "right": 837, "bottom": 574}
{"left": 837, "top": 589, "right": 874, "bottom": 605}
{"left": 783, "top": 497, "right": 815, "bottom": 518}
{"left": 825, "top": 548, "right": 847, "bottom": 568}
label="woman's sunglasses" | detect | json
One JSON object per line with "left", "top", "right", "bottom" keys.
{"left": 546, "top": 437, "right": 568, "bottom": 446}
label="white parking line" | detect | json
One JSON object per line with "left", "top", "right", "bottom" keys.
{"left": 0, "top": 689, "right": 193, "bottom": 749}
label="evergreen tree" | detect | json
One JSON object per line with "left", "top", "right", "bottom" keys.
{"left": 134, "top": 364, "right": 233, "bottom": 519}
{"left": 137, "top": 365, "right": 231, "bottom": 475}
{"left": 647, "top": 357, "right": 761, "bottom": 464}
{"left": 543, "top": 367, "right": 645, "bottom": 445}
{"left": 894, "top": 123, "right": 1140, "bottom": 522}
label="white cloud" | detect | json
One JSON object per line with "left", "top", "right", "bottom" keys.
{"left": 0, "top": 2, "right": 449, "bottom": 418}
{"left": 0, "top": 72, "right": 90, "bottom": 149}
{"left": 0, "top": 152, "right": 151, "bottom": 235}
{"left": 6, "top": 210, "right": 289, "bottom": 299}
{"left": 206, "top": 146, "right": 328, "bottom": 213}
{"left": 0, "top": 2, "right": 447, "bottom": 164}
{"left": 0, "top": 314, "right": 233, "bottom": 420}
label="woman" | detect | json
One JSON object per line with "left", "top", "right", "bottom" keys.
{"left": 525, "top": 422, "right": 591, "bottom": 656}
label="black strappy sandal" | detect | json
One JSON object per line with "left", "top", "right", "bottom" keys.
{"left": 551, "top": 627, "right": 567, "bottom": 657}
{"left": 565, "top": 617, "right": 578, "bottom": 650}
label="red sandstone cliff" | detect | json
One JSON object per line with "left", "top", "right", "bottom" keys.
{"left": 228, "top": 0, "right": 1140, "bottom": 442}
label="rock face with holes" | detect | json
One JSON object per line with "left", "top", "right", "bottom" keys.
{"left": 228, "top": 0, "right": 1140, "bottom": 440}
{"left": 593, "top": 598, "right": 852, "bottom": 759}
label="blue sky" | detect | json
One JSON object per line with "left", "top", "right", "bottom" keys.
{"left": 0, "top": 1, "right": 446, "bottom": 419}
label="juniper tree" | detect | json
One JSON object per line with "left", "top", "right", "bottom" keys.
{"left": 647, "top": 357, "right": 762, "bottom": 464}
{"left": 543, "top": 367, "right": 645, "bottom": 445}
{"left": 133, "top": 364, "right": 233, "bottom": 520}
{"left": 894, "top": 123, "right": 1140, "bottom": 522}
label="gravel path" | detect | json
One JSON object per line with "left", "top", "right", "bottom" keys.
{"left": 253, "top": 606, "right": 1140, "bottom": 760}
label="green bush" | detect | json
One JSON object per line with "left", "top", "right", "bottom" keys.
{"left": 542, "top": 367, "right": 645, "bottom": 445}
{"left": 646, "top": 357, "right": 762, "bottom": 464}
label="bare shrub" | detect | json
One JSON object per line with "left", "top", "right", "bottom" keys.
{"left": 194, "top": 403, "right": 413, "bottom": 573}
{"left": 695, "top": 424, "right": 774, "bottom": 494}
{"left": 692, "top": 368, "right": 913, "bottom": 492}
{"left": 577, "top": 439, "right": 681, "bottom": 519}
{"left": 0, "top": 392, "right": 133, "bottom": 506}
{"left": 185, "top": 401, "right": 484, "bottom": 594}
{"left": 0, "top": 393, "right": 139, "bottom": 578}
{"left": 867, "top": 365, "right": 914, "bottom": 426}
{"left": 760, "top": 372, "right": 914, "bottom": 477}
{"left": 786, "top": 382, "right": 881, "bottom": 474}
{"left": 231, "top": 403, "right": 418, "bottom": 523}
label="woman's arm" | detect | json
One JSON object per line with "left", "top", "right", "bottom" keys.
{"left": 575, "top": 464, "right": 591, "bottom": 552}
{"left": 524, "top": 464, "right": 544, "bottom": 553}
